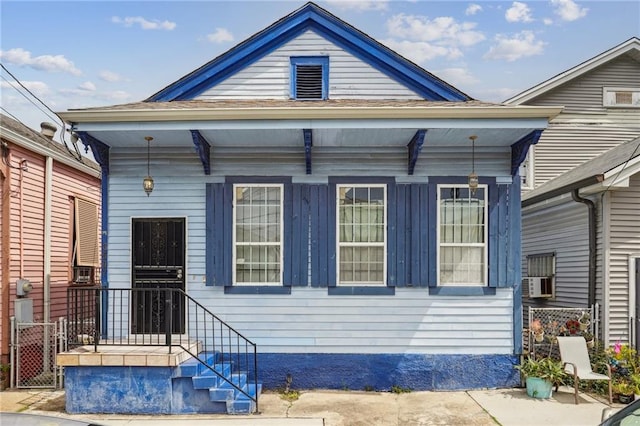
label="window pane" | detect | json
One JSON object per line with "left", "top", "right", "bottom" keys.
{"left": 337, "top": 185, "right": 386, "bottom": 285}
{"left": 438, "top": 186, "right": 486, "bottom": 285}
{"left": 234, "top": 184, "right": 282, "bottom": 284}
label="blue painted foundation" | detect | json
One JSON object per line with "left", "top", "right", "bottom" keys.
{"left": 257, "top": 353, "right": 520, "bottom": 391}
{"left": 64, "top": 353, "right": 519, "bottom": 414}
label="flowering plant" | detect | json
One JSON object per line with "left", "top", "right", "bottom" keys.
{"left": 565, "top": 319, "right": 580, "bottom": 335}
{"left": 530, "top": 319, "right": 544, "bottom": 335}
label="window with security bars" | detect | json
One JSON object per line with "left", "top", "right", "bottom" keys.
{"left": 233, "top": 184, "right": 283, "bottom": 285}
{"left": 291, "top": 57, "right": 328, "bottom": 100}
{"left": 437, "top": 185, "right": 487, "bottom": 285}
{"left": 337, "top": 184, "right": 386, "bottom": 285}
{"left": 527, "top": 252, "right": 555, "bottom": 277}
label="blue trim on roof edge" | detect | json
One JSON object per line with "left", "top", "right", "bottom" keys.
{"left": 147, "top": 3, "right": 470, "bottom": 102}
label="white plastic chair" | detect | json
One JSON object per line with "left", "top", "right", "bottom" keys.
{"left": 556, "top": 336, "right": 612, "bottom": 404}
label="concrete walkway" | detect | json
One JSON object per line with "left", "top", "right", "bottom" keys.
{"left": 0, "top": 386, "right": 619, "bottom": 426}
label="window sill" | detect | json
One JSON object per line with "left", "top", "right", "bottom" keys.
{"left": 428, "top": 287, "right": 496, "bottom": 296}
{"left": 328, "top": 286, "right": 395, "bottom": 296}
{"left": 224, "top": 286, "right": 292, "bottom": 295}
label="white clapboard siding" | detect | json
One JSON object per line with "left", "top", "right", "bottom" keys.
{"left": 533, "top": 125, "right": 640, "bottom": 188}
{"left": 608, "top": 174, "right": 640, "bottom": 342}
{"left": 186, "top": 286, "right": 514, "bottom": 355}
{"left": 522, "top": 201, "right": 590, "bottom": 309}
{"left": 527, "top": 55, "right": 640, "bottom": 111}
{"left": 525, "top": 54, "right": 640, "bottom": 189}
{"left": 196, "top": 30, "right": 422, "bottom": 100}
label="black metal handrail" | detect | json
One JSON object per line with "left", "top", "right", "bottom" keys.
{"left": 67, "top": 287, "right": 258, "bottom": 412}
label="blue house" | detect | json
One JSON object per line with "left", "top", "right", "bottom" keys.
{"left": 59, "top": 2, "right": 560, "bottom": 414}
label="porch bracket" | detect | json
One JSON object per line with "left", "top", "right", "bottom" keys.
{"left": 407, "top": 129, "right": 427, "bottom": 175}
{"left": 510, "top": 129, "right": 543, "bottom": 176}
{"left": 76, "top": 131, "right": 110, "bottom": 175}
{"left": 303, "top": 128, "right": 313, "bottom": 175}
{"left": 190, "top": 130, "right": 211, "bottom": 175}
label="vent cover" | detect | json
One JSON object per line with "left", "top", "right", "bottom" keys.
{"left": 295, "top": 65, "right": 323, "bottom": 99}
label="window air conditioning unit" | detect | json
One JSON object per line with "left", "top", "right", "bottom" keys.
{"left": 73, "top": 266, "right": 93, "bottom": 284}
{"left": 523, "top": 277, "right": 553, "bottom": 298}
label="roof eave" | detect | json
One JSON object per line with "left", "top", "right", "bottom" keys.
{"left": 522, "top": 175, "right": 604, "bottom": 207}
{"left": 59, "top": 105, "right": 563, "bottom": 124}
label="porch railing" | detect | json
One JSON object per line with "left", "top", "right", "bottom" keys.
{"left": 67, "top": 287, "right": 258, "bottom": 411}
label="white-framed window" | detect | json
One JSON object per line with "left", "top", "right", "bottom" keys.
{"left": 603, "top": 87, "right": 640, "bottom": 108}
{"left": 233, "top": 184, "right": 283, "bottom": 285}
{"left": 437, "top": 184, "right": 488, "bottom": 286}
{"left": 336, "top": 184, "right": 386, "bottom": 285}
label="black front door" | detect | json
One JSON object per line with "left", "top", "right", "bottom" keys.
{"left": 131, "top": 218, "right": 185, "bottom": 334}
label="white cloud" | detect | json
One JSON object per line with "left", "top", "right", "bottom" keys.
{"left": 0, "top": 48, "right": 81, "bottom": 75}
{"left": 505, "top": 2, "right": 533, "bottom": 23}
{"left": 111, "top": 16, "right": 176, "bottom": 30}
{"left": 324, "top": 0, "right": 389, "bottom": 11}
{"left": 386, "top": 14, "right": 485, "bottom": 47}
{"left": 207, "top": 28, "right": 234, "bottom": 44}
{"left": 465, "top": 4, "right": 482, "bottom": 16}
{"left": 99, "top": 70, "right": 123, "bottom": 82}
{"left": 551, "top": 0, "right": 588, "bottom": 21}
{"left": 436, "top": 67, "right": 478, "bottom": 86}
{"left": 543, "top": 18, "right": 554, "bottom": 25}
{"left": 1, "top": 80, "right": 51, "bottom": 97}
{"left": 381, "top": 39, "right": 461, "bottom": 63}
{"left": 483, "top": 31, "right": 545, "bottom": 61}
{"left": 78, "top": 81, "right": 96, "bottom": 91}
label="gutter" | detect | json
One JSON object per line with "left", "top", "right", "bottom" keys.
{"left": 572, "top": 189, "right": 597, "bottom": 306}
{"left": 522, "top": 175, "right": 604, "bottom": 207}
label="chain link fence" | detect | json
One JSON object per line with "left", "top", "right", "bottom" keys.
{"left": 526, "top": 305, "right": 598, "bottom": 360}
{"left": 11, "top": 317, "right": 66, "bottom": 389}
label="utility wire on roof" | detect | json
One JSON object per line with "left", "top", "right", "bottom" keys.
{"left": 604, "top": 138, "right": 640, "bottom": 193}
{"left": 1, "top": 62, "right": 83, "bottom": 161}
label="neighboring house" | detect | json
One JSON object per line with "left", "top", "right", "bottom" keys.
{"left": 0, "top": 114, "right": 101, "bottom": 385}
{"left": 520, "top": 137, "right": 640, "bottom": 346}
{"left": 59, "top": 2, "right": 560, "bottom": 398}
{"left": 505, "top": 37, "right": 640, "bottom": 191}
{"left": 504, "top": 38, "right": 640, "bottom": 346}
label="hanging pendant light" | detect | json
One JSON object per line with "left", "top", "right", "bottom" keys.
{"left": 143, "top": 136, "right": 154, "bottom": 196}
{"left": 468, "top": 135, "right": 478, "bottom": 195}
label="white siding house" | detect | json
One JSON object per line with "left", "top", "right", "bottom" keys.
{"left": 57, "top": 3, "right": 561, "bottom": 414}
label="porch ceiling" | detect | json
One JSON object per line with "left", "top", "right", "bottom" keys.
{"left": 72, "top": 127, "right": 540, "bottom": 149}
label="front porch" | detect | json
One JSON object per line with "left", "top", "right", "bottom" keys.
{"left": 59, "top": 287, "right": 260, "bottom": 415}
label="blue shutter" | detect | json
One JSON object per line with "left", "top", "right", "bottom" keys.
{"left": 285, "top": 183, "right": 310, "bottom": 287}
{"left": 310, "top": 184, "right": 332, "bottom": 287}
{"left": 206, "top": 182, "right": 232, "bottom": 286}
{"left": 393, "top": 183, "right": 429, "bottom": 287}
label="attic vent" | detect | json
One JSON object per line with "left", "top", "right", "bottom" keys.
{"left": 296, "top": 65, "right": 323, "bottom": 99}
{"left": 290, "top": 56, "right": 328, "bottom": 100}
{"left": 603, "top": 87, "right": 640, "bottom": 107}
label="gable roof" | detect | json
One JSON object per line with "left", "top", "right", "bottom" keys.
{"left": 0, "top": 114, "right": 100, "bottom": 176}
{"left": 147, "top": 2, "right": 471, "bottom": 103}
{"left": 522, "top": 135, "right": 640, "bottom": 206}
{"left": 505, "top": 37, "right": 640, "bottom": 105}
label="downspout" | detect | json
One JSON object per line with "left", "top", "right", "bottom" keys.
{"left": 572, "top": 189, "right": 596, "bottom": 306}
{"left": 44, "top": 156, "right": 53, "bottom": 322}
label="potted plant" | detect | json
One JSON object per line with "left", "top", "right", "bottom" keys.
{"left": 613, "top": 381, "right": 635, "bottom": 404}
{"left": 516, "top": 356, "right": 566, "bottom": 399}
{"left": 582, "top": 331, "right": 595, "bottom": 349}
{"left": 579, "top": 311, "right": 591, "bottom": 331}
{"left": 530, "top": 319, "right": 545, "bottom": 343}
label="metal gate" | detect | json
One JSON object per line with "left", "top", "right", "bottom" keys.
{"left": 11, "top": 317, "right": 66, "bottom": 388}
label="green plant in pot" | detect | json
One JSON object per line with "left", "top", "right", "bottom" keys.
{"left": 613, "top": 380, "right": 635, "bottom": 404}
{"left": 517, "top": 356, "right": 566, "bottom": 399}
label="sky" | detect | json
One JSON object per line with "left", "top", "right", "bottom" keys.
{"left": 1, "top": 0, "right": 639, "bottom": 140}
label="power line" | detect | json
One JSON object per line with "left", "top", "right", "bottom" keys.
{"left": 1, "top": 62, "right": 83, "bottom": 160}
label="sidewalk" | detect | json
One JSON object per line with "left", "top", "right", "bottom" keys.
{"left": 0, "top": 386, "right": 618, "bottom": 426}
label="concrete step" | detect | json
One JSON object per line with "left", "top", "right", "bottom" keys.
{"left": 192, "top": 363, "right": 233, "bottom": 389}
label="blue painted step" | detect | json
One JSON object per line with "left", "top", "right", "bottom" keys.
{"left": 173, "top": 352, "right": 218, "bottom": 378}
{"left": 192, "top": 363, "right": 233, "bottom": 389}
{"left": 208, "top": 373, "right": 247, "bottom": 401}
{"left": 226, "top": 383, "right": 262, "bottom": 415}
